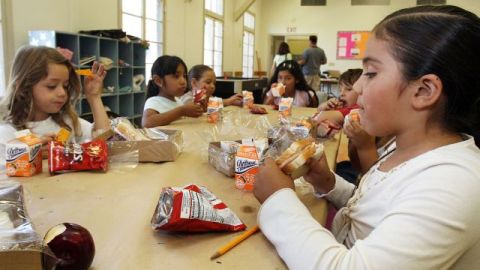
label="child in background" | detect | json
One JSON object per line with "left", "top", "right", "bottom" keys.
{"left": 263, "top": 60, "right": 318, "bottom": 108}
{"left": 181, "top": 64, "right": 242, "bottom": 109}
{"left": 0, "top": 45, "right": 110, "bottom": 146}
{"left": 313, "top": 68, "right": 362, "bottom": 134}
{"left": 254, "top": 5, "right": 480, "bottom": 269}
{"left": 270, "top": 42, "right": 292, "bottom": 75}
{"left": 142, "top": 55, "right": 203, "bottom": 127}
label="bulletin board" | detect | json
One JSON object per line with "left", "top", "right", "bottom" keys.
{"left": 336, "top": 31, "right": 371, "bottom": 60}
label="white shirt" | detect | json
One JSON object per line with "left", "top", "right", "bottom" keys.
{"left": 0, "top": 116, "right": 93, "bottom": 145}
{"left": 144, "top": 96, "right": 183, "bottom": 114}
{"left": 273, "top": 53, "right": 293, "bottom": 67}
{"left": 180, "top": 91, "right": 193, "bottom": 104}
{"left": 258, "top": 136, "right": 480, "bottom": 270}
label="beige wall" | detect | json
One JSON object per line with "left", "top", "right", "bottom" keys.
{"left": 258, "top": 0, "right": 480, "bottom": 75}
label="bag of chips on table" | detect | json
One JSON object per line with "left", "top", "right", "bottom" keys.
{"left": 48, "top": 140, "right": 108, "bottom": 174}
{"left": 151, "top": 184, "right": 246, "bottom": 232}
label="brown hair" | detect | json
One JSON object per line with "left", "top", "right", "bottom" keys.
{"left": 2, "top": 45, "right": 82, "bottom": 135}
{"left": 339, "top": 68, "right": 362, "bottom": 88}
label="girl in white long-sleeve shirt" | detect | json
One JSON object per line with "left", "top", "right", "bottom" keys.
{"left": 254, "top": 5, "right": 480, "bottom": 270}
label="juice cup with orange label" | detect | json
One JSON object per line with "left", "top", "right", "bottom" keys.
{"left": 234, "top": 145, "right": 259, "bottom": 191}
{"left": 6, "top": 130, "right": 42, "bottom": 177}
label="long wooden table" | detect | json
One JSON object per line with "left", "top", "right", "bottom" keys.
{"left": 15, "top": 106, "right": 340, "bottom": 270}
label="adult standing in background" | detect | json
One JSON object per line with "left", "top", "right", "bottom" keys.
{"left": 270, "top": 42, "right": 293, "bottom": 75}
{"left": 298, "top": 35, "right": 327, "bottom": 92}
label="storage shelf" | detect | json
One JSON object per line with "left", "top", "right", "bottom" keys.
{"left": 28, "top": 30, "right": 147, "bottom": 122}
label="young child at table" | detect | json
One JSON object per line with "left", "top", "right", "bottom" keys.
{"left": 263, "top": 60, "right": 318, "bottom": 108}
{"left": 0, "top": 45, "right": 110, "bottom": 146}
{"left": 142, "top": 55, "right": 203, "bottom": 127}
{"left": 313, "top": 68, "right": 362, "bottom": 136}
{"left": 254, "top": 5, "right": 480, "bottom": 269}
{"left": 180, "top": 64, "right": 242, "bottom": 109}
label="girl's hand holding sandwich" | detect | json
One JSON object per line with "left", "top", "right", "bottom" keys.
{"left": 254, "top": 158, "right": 294, "bottom": 203}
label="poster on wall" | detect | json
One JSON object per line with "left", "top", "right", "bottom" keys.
{"left": 337, "top": 31, "right": 371, "bottom": 60}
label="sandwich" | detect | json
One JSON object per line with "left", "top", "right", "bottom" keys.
{"left": 275, "top": 139, "right": 324, "bottom": 179}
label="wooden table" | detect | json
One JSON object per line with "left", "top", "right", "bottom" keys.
{"left": 18, "top": 106, "right": 340, "bottom": 270}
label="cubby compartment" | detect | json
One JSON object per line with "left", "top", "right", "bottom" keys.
{"left": 102, "top": 95, "right": 119, "bottom": 115}
{"left": 99, "top": 38, "right": 118, "bottom": 67}
{"left": 119, "top": 68, "right": 133, "bottom": 92}
{"left": 79, "top": 36, "right": 98, "bottom": 68}
{"left": 133, "top": 67, "right": 146, "bottom": 92}
{"left": 133, "top": 43, "right": 146, "bottom": 67}
{"left": 119, "top": 94, "right": 134, "bottom": 117}
{"left": 119, "top": 42, "right": 133, "bottom": 67}
{"left": 103, "top": 68, "right": 118, "bottom": 93}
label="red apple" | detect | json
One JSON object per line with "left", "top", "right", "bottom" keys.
{"left": 43, "top": 223, "right": 95, "bottom": 270}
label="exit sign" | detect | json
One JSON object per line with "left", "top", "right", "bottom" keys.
{"left": 287, "top": 26, "right": 297, "bottom": 33}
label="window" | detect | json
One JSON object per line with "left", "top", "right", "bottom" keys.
{"left": 121, "top": 0, "right": 163, "bottom": 76}
{"left": 0, "top": 1, "right": 5, "bottom": 95}
{"left": 204, "top": 0, "right": 224, "bottom": 76}
{"left": 242, "top": 12, "right": 255, "bottom": 78}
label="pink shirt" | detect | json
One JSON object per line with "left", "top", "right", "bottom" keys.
{"left": 266, "top": 89, "right": 315, "bottom": 107}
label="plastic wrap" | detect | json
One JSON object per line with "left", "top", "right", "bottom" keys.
{"left": 268, "top": 116, "right": 316, "bottom": 140}
{"left": 0, "top": 181, "right": 41, "bottom": 250}
{"left": 196, "top": 110, "right": 273, "bottom": 162}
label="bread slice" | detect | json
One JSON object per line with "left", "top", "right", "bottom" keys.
{"left": 275, "top": 140, "right": 324, "bottom": 180}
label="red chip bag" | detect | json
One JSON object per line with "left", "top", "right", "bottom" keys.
{"left": 151, "top": 184, "right": 246, "bottom": 232}
{"left": 48, "top": 140, "right": 108, "bottom": 174}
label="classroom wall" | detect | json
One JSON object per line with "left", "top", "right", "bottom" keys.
{"left": 4, "top": 0, "right": 480, "bottom": 79}
{"left": 258, "top": 0, "right": 480, "bottom": 75}
{"left": 5, "top": 0, "right": 261, "bottom": 77}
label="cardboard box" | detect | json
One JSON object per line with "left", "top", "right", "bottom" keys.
{"left": 108, "top": 129, "right": 183, "bottom": 162}
{"left": 0, "top": 250, "right": 58, "bottom": 270}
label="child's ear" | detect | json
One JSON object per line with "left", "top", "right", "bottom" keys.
{"left": 152, "top": 75, "right": 164, "bottom": 88}
{"left": 191, "top": 78, "right": 198, "bottom": 89}
{"left": 411, "top": 74, "right": 443, "bottom": 110}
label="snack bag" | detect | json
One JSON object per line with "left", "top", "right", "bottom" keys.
{"left": 207, "top": 97, "right": 223, "bottom": 123}
{"left": 6, "top": 130, "right": 42, "bottom": 177}
{"left": 242, "top": 90, "right": 254, "bottom": 109}
{"left": 278, "top": 97, "right": 294, "bottom": 118}
{"left": 151, "top": 184, "right": 246, "bottom": 232}
{"left": 344, "top": 108, "right": 361, "bottom": 127}
{"left": 234, "top": 145, "right": 259, "bottom": 191}
{"left": 48, "top": 140, "right": 108, "bottom": 174}
{"left": 193, "top": 87, "right": 207, "bottom": 104}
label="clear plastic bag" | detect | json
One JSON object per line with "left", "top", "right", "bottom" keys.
{"left": 0, "top": 181, "right": 41, "bottom": 251}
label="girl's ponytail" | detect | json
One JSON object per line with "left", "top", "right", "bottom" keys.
{"left": 146, "top": 79, "right": 159, "bottom": 99}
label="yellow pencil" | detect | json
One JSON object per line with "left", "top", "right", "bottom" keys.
{"left": 210, "top": 225, "right": 260, "bottom": 260}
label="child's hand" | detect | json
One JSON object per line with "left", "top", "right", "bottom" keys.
{"left": 319, "top": 98, "right": 342, "bottom": 111}
{"left": 83, "top": 62, "right": 107, "bottom": 101}
{"left": 223, "top": 93, "right": 243, "bottom": 107}
{"left": 40, "top": 132, "right": 56, "bottom": 159}
{"left": 254, "top": 158, "right": 294, "bottom": 203}
{"left": 304, "top": 154, "right": 336, "bottom": 194}
{"left": 182, "top": 103, "right": 204, "bottom": 118}
{"left": 343, "top": 120, "right": 375, "bottom": 150}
